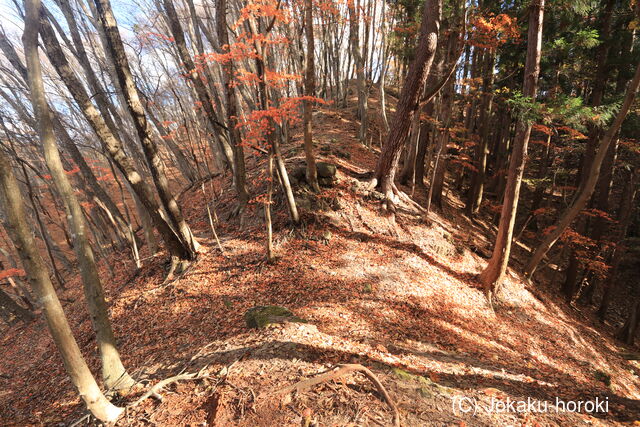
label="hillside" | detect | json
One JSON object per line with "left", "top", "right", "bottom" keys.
{"left": 2, "top": 102, "right": 640, "bottom": 426}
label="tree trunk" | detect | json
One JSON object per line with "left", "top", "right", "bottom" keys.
{"left": 349, "top": 0, "right": 369, "bottom": 144}
{"left": 216, "top": 0, "right": 249, "bottom": 214}
{"left": 371, "top": 0, "right": 441, "bottom": 206}
{"left": 23, "top": 0, "right": 135, "bottom": 391}
{"left": 303, "top": 0, "right": 320, "bottom": 192}
{"left": 466, "top": 50, "right": 496, "bottom": 216}
{"left": 161, "top": 0, "right": 234, "bottom": 172}
{"left": 524, "top": 60, "right": 640, "bottom": 278}
{"left": 597, "top": 169, "right": 638, "bottom": 321}
{"left": 94, "top": 0, "right": 199, "bottom": 259}
{"left": 479, "top": 0, "right": 545, "bottom": 297}
{"left": 36, "top": 10, "right": 192, "bottom": 263}
{"left": 0, "top": 120, "right": 123, "bottom": 423}
{"left": 618, "top": 299, "right": 640, "bottom": 345}
{"left": 0, "top": 32, "right": 136, "bottom": 253}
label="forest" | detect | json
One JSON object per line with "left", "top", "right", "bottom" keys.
{"left": 0, "top": 0, "right": 640, "bottom": 425}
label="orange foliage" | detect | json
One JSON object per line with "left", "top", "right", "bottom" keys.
{"left": 0, "top": 268, "right": 26, "bottom": 281}
{"left": 469, "top": 13, "right": 520, "bottom": 49}
{"left": 556, "top": 125, "right": 587, "bottom": 140}
{"left": 532, "top": 123, "right": 553, "bottom": 136}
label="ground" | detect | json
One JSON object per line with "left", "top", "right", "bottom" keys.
{"left": 2, "top": 100, "right": 640, "bottom": 426}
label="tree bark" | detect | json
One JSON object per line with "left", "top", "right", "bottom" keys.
{"left": 303, "top": 0, "right": 320, "bottom": 192}
{"left": 597, "top": 169, "right": 638, "bottom": 321}
{"left": 524, "top": 60, "right": 640, "bottom": 278}
{"left": 349, "top": 0, "right": 369, "bottom": 144}
{"left": 94, "top": 0, "right": 199, "bottom": 258}
{"left": 23, "top": 0, "right": 135, "bottom": 390}
{"left": 216, "top": 0, "right": 250, "bottom": 214}
{"left": 161, "top": 0, "right": 234, "bottom": 172}
{"left": 371, "top": 0, "right": 441, "bottom": 206}
{"left": 0, "top": 115, "right": 123, "bottom": 423}
{"left": 36, "top": 9, "right": 193, "bottom": 262}
{"left": 466, "top": 50, "right": 496, "bottom": 216}
{"left": 479, "top": 0, "right": 545, "bottom": 297}
{"left": 0, "top": 32, "right": 136, "bottom": 252}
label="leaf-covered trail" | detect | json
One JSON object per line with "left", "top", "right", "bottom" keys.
{"left": 1, "top": 104, "right": 640, "bottom": 426}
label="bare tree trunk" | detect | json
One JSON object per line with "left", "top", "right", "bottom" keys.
{"left": 35, "top": 10, "right": 192, "bottom": 263}
{"left": 524, "top": 60, "right": 640, "bottom": 278}
{"left": 0, "top": 127, "right": 123, "bottom": 423}
{"left": 23, "top": 0, "right": 135, "bottom": 391}
{"left": 349, "top": 0, "right": 369, "bottom": 144}
{"left": 379, "top": 0, "right": 390, "bottom": 135}
{"left": 94, "top": 0, "right": 199, "bottom": 259}
{"left": 265, "top": 153, "right": 275, "bottom": 261}
{"left": 618, "top": 298, "right": 640, "bottom": 345}
{"left": 303, "top": 0, "right": 320, "bottom": 192}
{"left": 479, "top": 0, "right": 545, "bottom": 299}
{"left": 161, "top": 0, "right": 234, "bottom": 172}
{"left": 0, "top": 32, "right": 136, "bottom": 252}
{"left": 216, "top": 0, "right": 249, "bottom": 215}
{"left": 466, "top": 50, "right": 496, "bottom": 216}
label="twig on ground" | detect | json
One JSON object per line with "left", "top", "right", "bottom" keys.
{"left": 68, "top": 414, "right": 90, "bottom": 427}
{"left": 130, "top": 366, "right": 209, "bottom": 407}
{"left": 276, "top": 363, "right": 400, "bottom": 427}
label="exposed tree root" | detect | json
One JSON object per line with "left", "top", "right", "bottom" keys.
{"left": 369, "top": 176, "right": 426, "bottom": 215}
{"left": 163, "top": 257, "right": 191, "bottom": 284}
{"left": 276, "top": 364, "right": 400, "bottom": 427}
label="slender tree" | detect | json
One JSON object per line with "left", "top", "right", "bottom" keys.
{"left": 303, "top": 0, "right": 320, "bottom": 192}
{"left": 524, "top": 60, "right": 640, "bottom": 278}
{"left": 23, "top": 0, "right": 135, "bottom": 391}
{"left": 216, "top": 0, "right": 250, "bottom": 215}
{"left": 349, "top": 0, "right": 368, "bottom": 144}
{"left": 369, "top": 0, "right": 441, "bottom": 209}
{"left": 93, "top": 0, "right": 200, "bottom": 264}
{"left": 0, "top": 117, "right": 123, "bottom": 424}
{"left": 35, "top": 9, "right": 194, "bottom": 265}
{"left": 478, "top": 0, "right": 545, "bottom": 301}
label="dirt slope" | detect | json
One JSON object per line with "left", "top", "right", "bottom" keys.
{"left": 1, "top": 103, "right": 640, "bottom": 426}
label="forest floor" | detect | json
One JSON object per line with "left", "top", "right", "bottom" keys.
{"left": 2, "top": 99, "right": 640, "bottom": 426}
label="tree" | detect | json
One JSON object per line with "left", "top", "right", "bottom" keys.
{"left": 0, "top": 134, "right": 123, "bottom": 423}
{"left": 93, "top": 0, "right": 200, "bottom": 267}
{"left": 349, "top": 0, "right": 368, "bottom": 144}
{"left": 369, "top": 0, "right": 441, "bottom": 209}
{"left": 23, "top": 0, "right": 135, "bottom": 391}
{"left": 35, "top": 8, "right": 194, "bottom": 266}
{"left": 303, "top": 0, "right": 320, "bottom": 192}
{"left": 216, "top": 0, "right": 250, "bottom": 215}
{"left": 478, "top": 0, "right": 545, "bottom": 301}
{"left": 524, "top": 60, "right": 640, "bottom": 278}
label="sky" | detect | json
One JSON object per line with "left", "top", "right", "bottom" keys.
{"left": 0, "top": 0, "right": 138, "bottom": 38}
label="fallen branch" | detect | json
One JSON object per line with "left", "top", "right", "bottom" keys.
{"left": 130, "top": 367, "right": 209, "bottom": 407}
{"left": 276, "top": 364, "right": 400, "bottom": 427}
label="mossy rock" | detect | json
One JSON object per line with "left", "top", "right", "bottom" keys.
{"left": 391, "top": 367, "right": 453, "bottom": 395}
{"left": 594, "top": 369, "right": 611, "bottom": 387}
{"left": 335, "top": 150, "right": 351, "bottom": 160}
{"left": 291, "top": 166, "right": 306, "bottom": 182}
{"left": 317, "top": 162, "right": 337, "bottom": 178}
{"left": 366, "top": 190, "right": 386, "bottom": 201}
{"left": 318, "top": 177, "right": 336, "bottom": 187}
{"left": 295, "top": 196, "right": 313, "bottom": 211}
{"left": 244, "top": 305, "right": 305, "bottom": 329}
